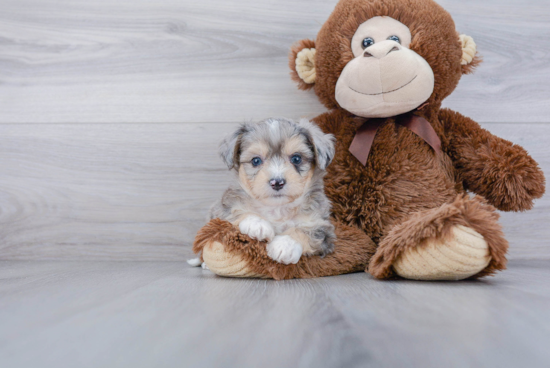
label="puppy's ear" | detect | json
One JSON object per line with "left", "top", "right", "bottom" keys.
{"left": 298, "top": 119, "right": 335, "bottom": 170}
{"left": 289, "top": 39, "right": 316, "bottom": 90}
{"left": 219, "top": 124, "right": 248, "bottom": 170}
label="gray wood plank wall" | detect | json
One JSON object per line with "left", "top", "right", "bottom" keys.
{"left": 0, "top": 0, "right": 548, "bottom": 260}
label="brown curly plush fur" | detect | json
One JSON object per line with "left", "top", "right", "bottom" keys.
{"left": 194, "top": 0, "right": 545, "bottom": 280}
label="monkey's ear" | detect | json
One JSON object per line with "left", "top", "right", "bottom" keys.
{"left": 289, "top": 39, "right": 317, "bottom": 90}
{"left": 219, "top": 124, "right": 248, "bottom": 170}
{"left": 298, "top": 119, "right": 335, "bottom": 170}
{"left": 459, "top": 34, "right": 482, "bottom": 75}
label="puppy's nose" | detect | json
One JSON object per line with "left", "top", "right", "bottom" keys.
{"left": 270, "top": 178, "right": 286, "bottom": 191}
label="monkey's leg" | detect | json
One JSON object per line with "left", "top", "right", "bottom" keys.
{"left": 193, "top": 219, "right": 375, "bottom": 280}
{"left": 368, "top": 194, "right": 508, "bottom": 280}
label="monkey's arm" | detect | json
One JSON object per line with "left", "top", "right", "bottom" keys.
{"left": 439, "top": 108, "right": 545, "bottom": 211}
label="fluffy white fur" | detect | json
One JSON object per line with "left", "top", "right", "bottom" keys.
{"left": 267, "top": 235, "right": 303, "bottom": 265}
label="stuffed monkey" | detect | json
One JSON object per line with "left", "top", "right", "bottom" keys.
{"left": 194, "top": 0, "right": 545, "bottom": 281}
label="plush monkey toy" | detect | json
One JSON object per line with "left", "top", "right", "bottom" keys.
{"left": 194, "top": 0, "right": 545, "bottom": 280}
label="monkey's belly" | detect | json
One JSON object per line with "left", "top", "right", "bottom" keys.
{"left": 326, "top": 130, "right": 459, "bottom": 241}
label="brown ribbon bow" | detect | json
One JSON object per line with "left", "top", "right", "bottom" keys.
{"left": 349, "top": 113, "right": 442, "bottom": 166}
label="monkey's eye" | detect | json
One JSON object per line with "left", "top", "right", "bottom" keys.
{"left": 290, "top": 154, "right": 302, "bottom": 165}
{"left": 361, "top": 37, "right": 375, "bottom": 49}
{"left": 251, "top": 157, "right": 263, "bottom": 167}
{"left": 387, "top": 35, "right": 400, "bottom": 43}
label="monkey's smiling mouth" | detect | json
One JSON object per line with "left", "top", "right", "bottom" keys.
{"left": 349, "top": 75, "right": 417, "bottom": 96}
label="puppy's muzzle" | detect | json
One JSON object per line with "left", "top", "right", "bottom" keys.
{"left": 269, "top": 178, "right": 286, "bottom": 191}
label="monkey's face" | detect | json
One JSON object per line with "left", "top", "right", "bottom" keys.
{"left": 289, "top": 0, "right": 479, "bottom": 115}
{"left": 335, "top": 16, "right": 435, "bottom": 118}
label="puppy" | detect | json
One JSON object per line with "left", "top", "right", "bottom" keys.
{"left": 205, "top": 118, "right": 336, "bottom": 265}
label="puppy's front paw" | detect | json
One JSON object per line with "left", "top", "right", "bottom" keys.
{"left": 267, "top": 235, "right": 303, "bottom": 265}
{"left": 239, "top": 216, "right": 275, "bottom": 242}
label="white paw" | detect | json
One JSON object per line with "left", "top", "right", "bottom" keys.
{"left": 267, "top": 235, "right": 303, "bottom": 265}
{"left": 187, "top": 258, "right": 210, "bottom": 270}
{"left": 187, "top": 257, "right": 202, "bottom": 267}
{"left": 239, "top": 216, "right": 275, "bottom": 242}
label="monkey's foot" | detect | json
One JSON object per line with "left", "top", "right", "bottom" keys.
{"left": 368, "top": 195, "right": 508, "bottom": 280}
{"left": 202, "top": 241, "right": 266, "bottom": 278}
{"left": 392, "top": 225, "right": 491, "bottom": 280}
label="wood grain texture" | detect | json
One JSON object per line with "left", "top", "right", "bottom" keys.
{"left": 0, "top": 123, "right": 233, "bottom": 260}
{"left": 0, "top": 0, "right": 549, "bottom": 123}
{"left": 0, "top": 122, "right": 548, "bottom": 261}
{"left": 0, "top": 260, "right": 549, "bottom": 368}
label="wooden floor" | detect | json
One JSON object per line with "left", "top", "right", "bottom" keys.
{"left": 0, "top": 260, "right": 549, "bottom": 368}
{"left": 1, "top": 0, "right": 550, "bottom": 366}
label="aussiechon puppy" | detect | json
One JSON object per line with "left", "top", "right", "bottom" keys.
{"left": 211, "top": 118, "right": 336, "bottom": 265}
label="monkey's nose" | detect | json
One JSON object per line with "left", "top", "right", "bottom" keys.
{"left": 363, "top": 41, "right": 401, "bottom": 59}
{"left": 270, "top": 178, "right": 286, "bottom": 191}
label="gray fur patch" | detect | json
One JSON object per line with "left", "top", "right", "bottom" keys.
{"left": 219, "top": 124, "right": 249, "bottom": 169}
{"left": 297, "top": 118, "right": 336, "bottom": 170}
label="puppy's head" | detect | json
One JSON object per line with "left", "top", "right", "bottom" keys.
{"left": 220, "top": 118, "right": 335, "bottom": 206}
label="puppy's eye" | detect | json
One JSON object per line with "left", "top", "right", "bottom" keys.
{"left": 362, "top": 37, "right": 375, "bottom": 49}
{"left": 251, "top": 157, "right": 262, "bottom": 167}
{"left": 387, "top": 35, "right": 400, "bottom": 44}
{"left": 290, "top": 154, "right": 302, "bottom": 165}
